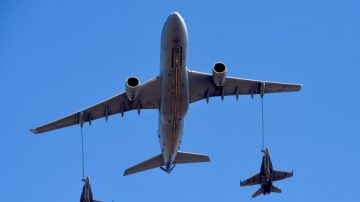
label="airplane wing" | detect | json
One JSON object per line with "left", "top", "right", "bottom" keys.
{"left": 31, "top": 77, "right": 161, "bottom": 134}
{"left": 188, "top": 70, "right": 302, "bottom": 103}
{"left": 240, "top": 173, "right": 261, "bottom": 186}
{"left": 272, "top": 170, "right": 293, "bottom": 181}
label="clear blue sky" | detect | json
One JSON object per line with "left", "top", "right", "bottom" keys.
{"left": 1, "top": 0, "right": 359, "bottom": 201}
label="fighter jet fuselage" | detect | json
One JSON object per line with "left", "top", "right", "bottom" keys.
{"left": 259, "top": 148, "right": 274, "bottom": 194}
{"left": 80, "top": 177, "right": 100, "bottom": 202}
{"left": 240, "top": 147, "right": 293, "bottom": 198}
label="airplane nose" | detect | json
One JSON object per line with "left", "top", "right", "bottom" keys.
{"left": 161, "top": 12, "right": 188, "bottom": 44}
{"left": 170, "top": 12, "right": 181, "bottom": 19}
{"left": 167, "top": 12, "right": 183, "bottom": 27}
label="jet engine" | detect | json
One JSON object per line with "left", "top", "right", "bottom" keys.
{"left": 125, "top": 76, "right": 140, "bottom": 101}
{"left": 212, "top": 62, "right": 227, "bottom": 87}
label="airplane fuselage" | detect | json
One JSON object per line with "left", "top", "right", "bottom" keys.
{"left": 80, "top": 177, "right": 94, "bottom": 202}
{"left": 30, "top": 12, "right": 301, "bottom": 178}
{"left": 241, "top": 147, "right": 292, "bottom": 197}
{"left": 260, "top": 148, "right": 273, "bottom": 194}
{"left": 158, "top": 13, "right": 189, "bottom": 169}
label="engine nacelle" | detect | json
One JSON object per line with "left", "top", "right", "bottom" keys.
{"left": 125, "top": 76, "right": 140, "bottom": 101}
{"left": 212, "top": 62, "right": 227, "bottom": 87}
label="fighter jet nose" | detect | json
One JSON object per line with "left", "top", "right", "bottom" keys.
{"left": 85, "top": 176, "right": 90, "bottom": 184}
{"left": 261, "top": 147, "right": 270, "bottom": 154}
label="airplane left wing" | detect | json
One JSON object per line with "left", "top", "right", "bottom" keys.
{"left": 31, "top": 76, "right": 161, "bottom": 134}
{"left": 240, "top": 173, "right": 261, "bottom": 186}
{"left": 272, "top": 170, "right": 293, "bottom": 181}
{"left": 188, "top": 70, "right": 301, "bottom": 103}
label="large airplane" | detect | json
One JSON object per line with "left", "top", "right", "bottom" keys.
{"left": 31, "top": 12, "right": 301, "bottom": 176}
{"left": 80, "top": 176, "right": 101, "bottom": 202}
{"left": 240, "top": 147, "right": 293, "bottom": 198}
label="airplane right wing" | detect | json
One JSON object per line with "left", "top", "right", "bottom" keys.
{"left": 189, "top": 70, "right": 302, "bottom": 103}
{"left": 272, "top": 170, "right": 293, "bottom": 181}
{"left": 240, "top": 173, "right": 261, "bottom": 186}
{"left": 31, "top": 76, "right": 161, "bottom": 134}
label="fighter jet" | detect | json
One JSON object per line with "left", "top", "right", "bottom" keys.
{"left": 31, "top": 12, "right": 301, "bottom": 176}
{"left": 240, "top": 147, "right": 293, "bottom": 198}
{"left": 80, "top": 176, "right": 101, "bottom": 202}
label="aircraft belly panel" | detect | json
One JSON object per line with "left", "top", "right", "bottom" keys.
{"left": 159, "top": 68, "right": 188, "bottom": 163}
{"left": 158, "top": 11, "right": 189, "bottom": 165}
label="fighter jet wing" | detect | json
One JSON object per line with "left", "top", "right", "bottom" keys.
{"left": 188, "top": 70, "right": 301, "bottom": 103}
{"left": 240, "top": 173, "right": 261, "bottom": 186}
{"left": 31, "top": 77, "right": 161, "bottom": 134}
{"left": 272, "top": 170, "right": 293, "bottom": 181}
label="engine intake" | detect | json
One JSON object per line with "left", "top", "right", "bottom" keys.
{"left": 212, "top": 62, "right": 227, "bottom": 87}
{"left": 125, "top": 77, "right": 140, "bottom": 101}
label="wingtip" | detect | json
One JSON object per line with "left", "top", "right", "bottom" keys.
{"left": 30, "top": 129, "right": 39, "bottom": 134}
{"left": 298, "top": 84, "right": 304, "bottom": 91}
{"left": 205, "top": 156, "right": 211, "bottom": 162}
{"left": 123, "top": 169, "right": 131, "bottom": 176}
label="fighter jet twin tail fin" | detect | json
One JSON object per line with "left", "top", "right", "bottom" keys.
{"left": 252, "top": 186, "right": 282, "bottom": 198}
{"left": 123, "top": 151, "right": 210, "bottom": 176}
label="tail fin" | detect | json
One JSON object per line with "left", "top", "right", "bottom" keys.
{"left": 252, "top": 187, "right": 264, "bottom": 198}
{"left": 271, "top": 185, "right": 282, "bottom": 193}
{"left": 173, "top": 151, "right": 210, "bottom": 164}
{"left": 123, "top": 154, "right": 164, "bottom": 176}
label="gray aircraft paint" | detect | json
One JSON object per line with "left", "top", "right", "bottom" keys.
{"left": 80, "top": 176, "right": 100, "bottom": 202}
{"left": 240, "top": 147, "right": 293, "bottom": 198}
{"left": 30, "top": 12, "right": 301, "bottom": 175}
{"left": 159, "top": 12, "right": 188, "bottom": 169}
{"left": 263, "top": 147, "right": 272, "bottom": 182}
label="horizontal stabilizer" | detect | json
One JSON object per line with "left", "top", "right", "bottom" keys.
{"left": 252, "top": 187, "right": 264, "bottom": 198}
{"left": 271, "top": 185, "right": 282, "bottom": 193}
{"left": 173, "top": 151, "right": 210, "bottom": 164}
{"left": 123, "top": 154, "right": 164, "bottom": 176}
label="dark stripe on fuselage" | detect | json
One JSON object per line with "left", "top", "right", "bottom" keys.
{"left": 171, "top": 48, "right": 174, "bottom": 68}
{"left": 180, "top": 46, "right": 183, "bottom": 66}
{"left": 159, "top": 12, "right": 188, "bottom": 168}
{"left": 172, "top": 45, "right": 180, "bottom": 151}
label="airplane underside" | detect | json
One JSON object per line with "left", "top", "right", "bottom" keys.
{"left": 31, "top": 12, "right": 301, "bottom": 178}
